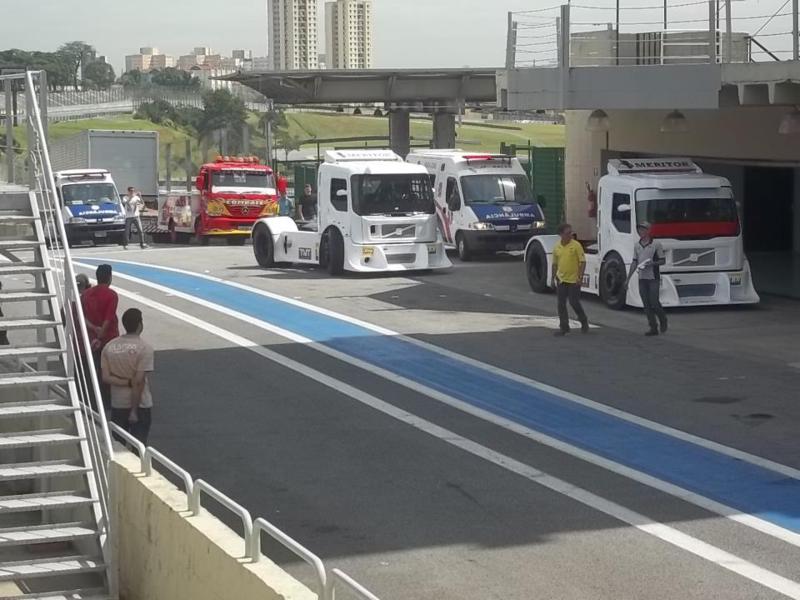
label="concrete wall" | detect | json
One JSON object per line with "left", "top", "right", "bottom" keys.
{"left": 110, "top": 452, "right": 315, "bottom": 600}
{"left": 565, "top": 106, "right": 800, "bottom": 239}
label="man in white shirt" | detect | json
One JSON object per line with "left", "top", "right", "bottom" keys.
{"left": 101, "top": 308, "right": 155, "bottom": 444}
{"left": 122, "top": 187, "right": 147, "bottom": 250}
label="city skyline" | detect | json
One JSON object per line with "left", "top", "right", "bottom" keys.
{"left": 3, "top": 0, "right": 791, "bottom": 74}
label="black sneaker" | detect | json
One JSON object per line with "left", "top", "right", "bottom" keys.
{"left": 554, "top": 330, "right": 570, "bottom": 337}
{"left": 645, "top": 329, "right": 659, "bottom": 337}
{"left": 660, "top": 321, "right": 668, "bottom": 334}
{"left": 581, "top": 322, "right": 590, "bottom": 334}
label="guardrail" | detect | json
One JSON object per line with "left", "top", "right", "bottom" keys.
{"left": 107, "top": 424, "right": 382, "bottom": 600}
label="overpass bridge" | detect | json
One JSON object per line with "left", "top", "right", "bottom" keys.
{"left": 226, "top": 68, "right": 499, "bottom": 156}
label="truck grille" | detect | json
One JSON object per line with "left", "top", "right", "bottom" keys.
{"left": 226, "top": 204, "right": 261, "bottom": 218}
{"left": 386, "top": 253, "right": 417, "bottom": 265}
{"left": 380, "top": 224, "right": 417, "bottom": 239}
{"left": 672, "top": 248, "right": 716, "bottom": 267}
{"left": 677, "top": 284, "right": 717, "bottom": 298}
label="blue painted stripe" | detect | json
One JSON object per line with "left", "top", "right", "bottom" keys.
{"left": 84, "top": 258, "right": 800, "bottom": 533}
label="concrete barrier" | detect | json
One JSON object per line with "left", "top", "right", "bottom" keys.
{"left": 110, "top": 451, "right": 316, "bottom": 600}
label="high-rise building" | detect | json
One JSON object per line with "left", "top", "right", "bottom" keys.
{"left": 268, "top": 0, "right": 319, "bottom": 70}
{"left": 125, "top": 47, "right": 175, "bottom": 72}
{"left": 324, "top": 0, "right": 373, "bottom": 70}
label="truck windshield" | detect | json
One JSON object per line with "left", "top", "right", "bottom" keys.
{"left": 211, "top": 170, "right": 274, "bottom": 189}
{"left": 351, "top": 174, "right": 435, "bottom": 216}
{"left": 637, "top": 196, "right": 740, "bottom": 238}
{"left": 460, "top": 175, "right": 534, "bottom": 205}
{"left": 60, "top": 183, "right": 120, "bottom": 206}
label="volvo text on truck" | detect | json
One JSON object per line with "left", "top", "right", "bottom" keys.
{"left": 251, "top": 150, "right": 451, "bottom": 274}
{"left": 406, "top": 150, "right": 546, "bottom": 261}
{"left": 524, "top": 158, "right": 760, "bottom": 308}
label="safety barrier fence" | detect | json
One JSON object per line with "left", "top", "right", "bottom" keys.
{"left": 507, "top": 0, "right": 800, "bottom": 69}
{"left": 109, "top": 423, "right": 381, "bottom": 600}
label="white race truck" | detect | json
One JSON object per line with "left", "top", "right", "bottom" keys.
{"left": 251, "top": 150, "right": 451, "bottom": 274}
{"left": 406, "top": 150, "right": 546, "bottom": 261}
{"left": 524, "top": 158, "right": 760, "bottom": 308}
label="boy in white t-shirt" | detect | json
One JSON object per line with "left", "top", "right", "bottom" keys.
{"left": 101, "top": 308, "right": 154, "bottom": 443}
{"left": 122, "top": 187, "right": 147, "bottom": 250}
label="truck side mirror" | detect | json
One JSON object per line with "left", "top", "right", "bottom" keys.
{"left": 336, "top": 189, "right": 348, "bottom": 197}
{"left": 195, "top": 175, "right": 205, "bottom": 190}
{"left": 617, "top": 204, "right": 631, "bottom": 213}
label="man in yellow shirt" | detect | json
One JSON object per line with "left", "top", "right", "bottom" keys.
{"left": 551, "top": 223, "right": 589, "bottom": 336}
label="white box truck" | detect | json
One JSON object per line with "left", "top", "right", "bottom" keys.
{"left": 49, "top": 130, "right": 160, "bottom": 200}
{"left": 251, "top": 150, "right": 451, "bottom": 274}
{"left": 524, "top": 158, "right": 760, "bottom": 308}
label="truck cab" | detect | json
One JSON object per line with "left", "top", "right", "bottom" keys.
{"left": 192, "top": 156, "right": 277, "bottom": 245}
{"left": 53, "top": 169, "right": 126, "bottom": 246}
{"left": 406, "top": 150, "right": 546, "bottom": 261}
{"left": 252, "top": 150, "right": 451, "bottom": 274}
{"left": 525, "top": 158, "right": 759, "bottom": 308}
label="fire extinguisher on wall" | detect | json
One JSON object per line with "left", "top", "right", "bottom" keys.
{"left": 586, "top": 182, "right": 597, "bottom": 219}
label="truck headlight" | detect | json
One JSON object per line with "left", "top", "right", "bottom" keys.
{"left": 470, "top": 222, "right": 495, "bottom": 231}
{"left": 533, "top": 221, "right": 546, "bottom": 229}
{"left": 69, "top": 217, "right": 87, "bottom": 224}
{"left": 114, "top": 215, "right": 125, "bottom": 223}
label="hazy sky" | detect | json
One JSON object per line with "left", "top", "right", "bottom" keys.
{"left": 1, "top": 0, "right": 790, "bottom": 73}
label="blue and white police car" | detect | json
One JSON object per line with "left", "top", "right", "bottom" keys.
{"left": 54, "top": 169, "right": 126, "bottom": 246}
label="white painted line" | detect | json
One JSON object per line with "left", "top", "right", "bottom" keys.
{"left": 74, "top": 261, "right": 800, "bottom": 549}
{"left": 110, "top": 283, "right": 800, "bottom": 599}
{"left": 80, "top": 259, "right": 800, "bottom": 481}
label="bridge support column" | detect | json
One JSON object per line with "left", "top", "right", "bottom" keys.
{"left": 432, "top": 112, "right": 456, "bottom": 149}
{"left": 389, "top": 110, "right": 410, "bottom": 158}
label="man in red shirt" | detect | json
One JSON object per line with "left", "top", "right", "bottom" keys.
{"left": 81, "top": 264, "right": 119, "bottom": 409}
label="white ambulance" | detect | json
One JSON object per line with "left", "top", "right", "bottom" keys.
{"left": 524, "top": 158, "right": 760, "bottom": 308}
{"left": 406, "top": 150, "right": 546, "bottom": 261}
{"left": 251, "top": 150, "right": 451, "bottom": 274}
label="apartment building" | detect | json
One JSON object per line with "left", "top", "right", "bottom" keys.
{"left": 325, "top": 0, "right": 373, "bottom": 69}
{"left": 268, "top": 0, "right": 319, "bottom": 70}
{"left": 124, "top": 47, "right": 175, "bottom": 73}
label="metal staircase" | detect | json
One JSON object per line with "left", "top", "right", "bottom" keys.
{"left": 0, "top": 72, "right": 114, "bottom": 599}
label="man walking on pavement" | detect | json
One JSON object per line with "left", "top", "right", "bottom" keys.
{"left": 551, "top": 223, "right": 589, "bottom": 336}
{"left": 81, "top": 264, "right": 119, "bottom": 408}
{"left": 627, "top": 221, "right": 668, "bottom": 336}
{"left": 102, "top": 308, "right": 155, "bottom": 445}
{"left": 122, "top": 187, "right": 147, "bottom": 250}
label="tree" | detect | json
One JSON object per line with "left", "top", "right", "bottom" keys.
{"left": 118, "top": 69, "right": 144, "bottom": 88}
{"left": 150, "top": 68, "right": 200, "bottom": 89}
{"left": 198, "top": 89, "right": 248, "bottom": 153}
{"left": 276, "top": 131, "right": 303, "bottom": 161}
{"left": 57, "top": 41, "right": 95, "bottom": 90}
{"left": 82, "top": 61, "right": 116, "bottom": 90}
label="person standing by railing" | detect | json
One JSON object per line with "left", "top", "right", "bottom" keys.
{"left": 102, "top": 308, "right": 154, "bottom": 444}
{"left": 81, "top": 264, "right": 119, "bottom": 408}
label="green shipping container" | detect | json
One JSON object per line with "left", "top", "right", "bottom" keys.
{"left": 292, "top": 163, "right": 318, "bottom": 199}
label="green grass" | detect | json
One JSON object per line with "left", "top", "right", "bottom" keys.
{"left": 8, "top": 111, "right": 564, "bottom": 179}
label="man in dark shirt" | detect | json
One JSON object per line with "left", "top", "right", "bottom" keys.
{"left": 299, "top": 184, "right": 317, "bottom": 221}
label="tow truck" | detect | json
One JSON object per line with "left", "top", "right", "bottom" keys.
{"left": 524, "top": 158, "right": 760, "bottom": 308}
{"left": 251, "top": 150, "right": 451, "bottom": 274}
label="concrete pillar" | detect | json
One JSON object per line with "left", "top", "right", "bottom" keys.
{"left": 389, "top": 110, "right": 410, "bottom": 158}
{"left": 432, "top": 112, "right": 456, "bottom": 149}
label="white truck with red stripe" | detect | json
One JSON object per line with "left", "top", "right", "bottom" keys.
{"left": 251, "top": 150, "right": 450, "bottom": 274}
{"left": 524, "top": 158, "right": 760, "bottom": 308}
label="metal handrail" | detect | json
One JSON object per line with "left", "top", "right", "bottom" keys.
{"left": 143, "top": 448, "right": 193, "bottom": 509}
{"left": 251, "top": 517, "right": 328, "bottom": 598}
{"left": 108, "top": 422, "right": 146, "bottom": 461}
{"left": 331, "top": 569, "right": 382, "bottom": 600}
{"left": 190, "top": 479, "right": 254, "bottom": 558}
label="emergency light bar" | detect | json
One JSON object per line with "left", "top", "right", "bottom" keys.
{"left": 61, "top": 171, "right": 108, "bottom": 180}
{"left": 608, "top": 158, "right": 702, "bottom": 176}
{"left": 463, "top": 154, "right": 512, "bottom": 166}
{"left": 215, "top": 156, "right": 261, "bottom": 164}
{"left": 325, "top": 149, "right": 402, "bottom": 164}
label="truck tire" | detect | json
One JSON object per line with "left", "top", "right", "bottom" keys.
{"left": 253, "top": 224, "right": 275, "bottom": 267}
{"left": 526, "top": 242, "right": 550, "bottom": 293}
{"left": 600, "top": 252, "right": 628, "bottom": 310}
{"left": 322, "top": 228, "right": 344, "bottom": 275}
{"left": 456, "top": 232, "right": 472, "bottom": 262}
{"left": 195, "top": 218, "right": 209, "bottom": 246}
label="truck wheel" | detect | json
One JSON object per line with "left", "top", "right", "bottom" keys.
{"left": 526, "top": 242, "right": 550, "bottom": 293}
{"left": 600, "top": 252, "right": 628, "bottom": 310}
{"left": 253, "top": 225, "right": 275, "bottom": 267}
{"left": 195, "top": 218, "right": 209, "bottom": 246}
{"left": 456, "top": 232, "right": 472, "bottom": 262}
{"left": 322, "top": 228, "right": 344, "bottom": 275}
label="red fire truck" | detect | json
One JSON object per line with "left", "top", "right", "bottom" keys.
{"left": 154, "top": 156, "right": 278, "bottom": 245}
